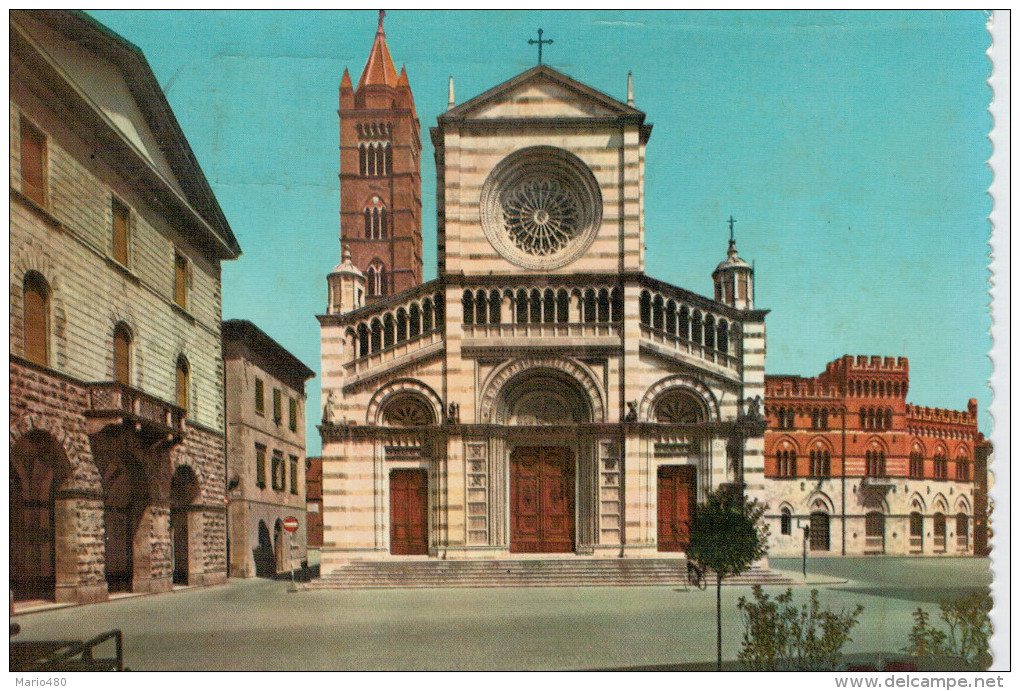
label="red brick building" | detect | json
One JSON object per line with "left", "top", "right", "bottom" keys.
{"left": 338, "top": 11, "right": 422, "bottom": 303}
{"left": 305, "top": 456, "right": 323, "bottom": 549}
{"left": 762, "top": 355, "right": 984, "bottom": 557}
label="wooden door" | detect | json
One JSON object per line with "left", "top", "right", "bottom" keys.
{"left": 104, "top": 506, "right": 133, "bottom": 591}
{"left": 510, "top": 447, "right": 575, "bottom": 553}
{"left": 657, "top": 466, "right": 697, "bottom": 552}
{"left": 172, "top": 510, "right": 188, "bottom": 584}
{"left": 390, "top": 469, "right": 428, "bottom": 555}
{"left": 10, "top": 468, "right": 55, "bottom": 599}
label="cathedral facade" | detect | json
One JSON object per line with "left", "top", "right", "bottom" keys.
{"left": 318, "top": 18, "right": 767, "bottom": 571}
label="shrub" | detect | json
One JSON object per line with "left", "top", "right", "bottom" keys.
{"left": 904, "top": 593, "right": 992, "bottom": 666}
{"left": 737, "top": 585, "right": 864, "bottom": 671}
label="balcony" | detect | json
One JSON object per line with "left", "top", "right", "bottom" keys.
{"left": 85, "top": 382, "right": 186, "bottom": 442}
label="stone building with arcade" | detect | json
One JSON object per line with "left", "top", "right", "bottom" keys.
{"left": 762, "top": 355, "right": 985, "bottom": 557}
{"left": 316, "top": 16, "right": 767, "bottom": 573}
{"left": 9, "top": 10, "right": 240, "bottom": 604}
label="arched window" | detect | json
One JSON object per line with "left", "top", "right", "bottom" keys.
{"left": 408, "top": 304, "right": 421, "bottom": 338}
{"left": 529, "top": 289, "right": 542, "bottom": 323}
{"left": 717, "top": 319, "right": 728, "bottom": 353}
{"left": 933, "top": 513, "right": 946, "bottom": 552}
{"left": 489, "top": 290, "right": 502, "bottom": 324}
{"left": 691, "top": 311, "right": 703, "bottom": 345}
{"left": 933, "top": 453, "right": 947, "bottom": 480}
{"left": 653, "top": 389, "right": 706, "bottom": 424}
{"left": 859, "top": 408, "right": 867, "bottom": 429}
{"left": 955, "top": 452, "right": 971, "bottom": 481}
{"left": 516, "top": 289, "right": 529, "bottom": 324}
{"left": 383, "top": 142, "right": 392, "bottom": 175}
{"left": 639, "top": 291, "right": 651, "bottom": 326}
{"left": 810, "top": 448, "right": 830, "bottom": 477}
{"left": 383, "top": 314, "right": 395, "bottom": 349}
{"left": 557, "top": 289, "right": 570, "bottom": 324}
{"left": 909, "top": 511, "right": 923, "bottom": 552}
{"left": 780, "top": 508, "right": 792, "bottom": 536}
{"left": 23, "top": 272, "right": 50, "bottom": 367}
{"left": 175, "top": 355, "right": 190, "bottom": 412}
{"left": 584, "top": 289, "right": 597, "bottom": 323}
{"left": 364, "top": 197, "right": 387, "bottom": 239}
{"left": 369, "top": 319, "right": 382, "bottom": 353}
{"left": 651, "top": 295, "right": 664, "bottom": 330}
{"left": 475, "top": 290, "right": 488, "bottom": 325}
{"left": 359, "top": 144, "right": 368, "bottom": 175}
{"left": 433, "top": 293, "right": 444, "bottom": 328}
{"left": 597, "top": 289, "right": 610, "bottom": 323}
{"left": 775, "top": 449, "right": 796, "bottom": 477}
{"left": 909, "top": 447, "right": 924, "bottom": 478}
{"left": 422, "top": 299, "right": 434, "bottom": 333}
{"left": 678, "top": 306, "right": 689, "bottom": 340}
{"left": 543, "top": 289, "right": 556, "bottom": 324}
{"left": 885, "top": 408, "right": 893, "bottom": 430}
{"left": 866, "top": 448, "right": 886, "bottom": 477}
{"left": 665, "top": 300, "right": 677, "bottom": 334}
{"left": 396, "top": 308, "right": 408, "bottom": 342}
{"left": 357, "top": 323, "right": 369, "bottom": 357}
{"left": 703, "top": 315, "right": 715, "bottom": 349}
{"left": 611, "top": 288, "right": 623, "bottom": 323}
{"left": 956, "top": 513, "right": 969, "bottom": 550}
{"left": 113, "top": 323, "right": 132, "bottom": 386}
{"left": 366, "top": 261, "right": 385, "bottom": 297}
{"left": 865, "top": 511, "right": 885, "bottom": 553}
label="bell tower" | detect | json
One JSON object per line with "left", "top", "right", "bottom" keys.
{"left": 338, "top": 10, "right": 422, "bottom": 303}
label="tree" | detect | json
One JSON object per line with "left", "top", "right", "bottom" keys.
{"left": 686, "top": 486, "right": 769, "bottom": 671}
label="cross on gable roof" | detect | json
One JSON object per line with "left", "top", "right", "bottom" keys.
{"left": 439, "top": 64, "right": 646, "bottom": 123}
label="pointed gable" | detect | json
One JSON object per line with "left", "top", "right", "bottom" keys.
{"left": 442, "top": 64, "right": 644, "bottom": 122}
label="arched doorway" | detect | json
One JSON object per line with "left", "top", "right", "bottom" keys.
{"left": 10, "top": 431, "right": 71, "bottom": 601}
{"left": 865, "top": 511, "right": 885, "bottom": 554}
{"left": 933, "top": 513, "right": 947, "bottom": 553}
{"left": 809, "top": 511, "right": 830, "bottom": 551}
{"left": 103, "top": 463, "right": 146, "bottom": 593}
{"left": 254, "top": 520, "right": 275, "bottom": 577}
{"left": 170, "top": 465, "right": 201, "bottom": 585}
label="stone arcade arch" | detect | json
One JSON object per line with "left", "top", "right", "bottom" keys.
{"left": 479, "top": 359, "right": 603, "bottom": 554}
{"left": 10, "top": 431, "right": 72, "bottom": 601}
{"left": 170, "top": 464, "right": 201, "bottom": 585}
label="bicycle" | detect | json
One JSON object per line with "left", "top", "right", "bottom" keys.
{"left": 686, "top": 560, "right": 707, "bottom": 590}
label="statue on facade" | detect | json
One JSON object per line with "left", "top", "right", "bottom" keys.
{"left": 323, "top": 390, "right": 339, "bottom": 424}
{"left": 624, "top": 401, "right": 638, "bottom": 422}
{"left": 447, "top": 402, "right": 460, "bottom": 424}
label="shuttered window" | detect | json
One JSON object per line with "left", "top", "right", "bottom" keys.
{"left": 23, "top": 273, "right": 49, "bottom": 367}
{"left": 289, "top": 397, "right": 298, "bottom": 432}
{"left": 255, "top": 444, "right": 267, "bottom": 489}
{"left": 273, "top": 388, "right": 282, "bottom": 424}
{"left": 112, "top": 198, "right": 130, "bottom": 266}
{"left": 20, "top": 117, "right": 46, "bottom": 206}
{"left": 113, "top": 324, "right": 131, "bottom": 385}
{"left": 289, "top": 455, "right": 299, "bottom": 495}
{"left": 176, "top": 356, "right": 190, "bottom": 411}
{"left": 174, "top": 252, "right": 188, "bottom": 309}
{"left": 254, "top": 378, "right": 265, "bottom": 415}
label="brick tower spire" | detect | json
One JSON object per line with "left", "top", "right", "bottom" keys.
{"left": 338, "top": 10, "right": 422, "bottom": 303}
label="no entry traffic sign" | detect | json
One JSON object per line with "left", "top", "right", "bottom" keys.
{"left": 282, "top": 516, "right": 299, "bottom": 533}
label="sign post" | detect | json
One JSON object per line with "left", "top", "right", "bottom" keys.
{"left": 283, "top": 515, "right": 299, "bottom": 591}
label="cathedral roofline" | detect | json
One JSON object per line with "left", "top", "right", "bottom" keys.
{"left": 438, "top": 63, "right": 646, "bottom": 123}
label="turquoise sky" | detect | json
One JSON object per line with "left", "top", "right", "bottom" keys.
{"left": 87, "top": 10, "right": 993, "bottom": 454}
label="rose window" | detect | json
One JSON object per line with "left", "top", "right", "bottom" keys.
{"left": 502, "top": 178, "right": 581, "bottom": 256}
{"left": 480, "top": 146, "right": 602, "bottom": 270}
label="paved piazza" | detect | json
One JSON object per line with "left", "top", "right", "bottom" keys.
{"left": 11, "top": 558, "right": 994, "bottom": 671}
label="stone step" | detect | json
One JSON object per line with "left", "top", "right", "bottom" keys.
{"left": 304, "top": 560, "right": 796, "bottom": 590}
